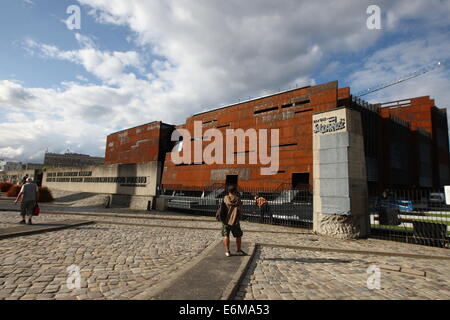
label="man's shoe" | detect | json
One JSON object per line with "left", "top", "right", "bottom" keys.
{"left": 236, "top": 250, "right": 247, "bottom": 256}
{"left": 19, "top": 220, "right": 26, "bottom": 224}
{"left": 225, "top": 252, "right": 231, "bottom": 257}
{"left": 27, "top": 220, "right": 32, "bottom": 225}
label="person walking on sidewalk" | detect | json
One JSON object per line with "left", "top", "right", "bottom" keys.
{"left": 14, "top": 177, "right": 39, "bottom": 225}
{"left": 222, "top": 184, "right": 247, "bottom": 257}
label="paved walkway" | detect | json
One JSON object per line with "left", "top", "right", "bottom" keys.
{"left": 235, "top": 245, "right": 450, "bottom": 300}
{"left": 1, "top": 205, "right": 450, "bottom": 300}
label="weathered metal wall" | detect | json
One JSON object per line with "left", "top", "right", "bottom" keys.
{"left": 105, "top": 121, "right": 174, "bottom": 165}
{"left": 161, "top": 81, "right": 341, "bottom": 189}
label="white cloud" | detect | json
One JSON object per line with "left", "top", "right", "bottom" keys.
{"left": 0, "top": 146, "right": 24, "bottom": 158}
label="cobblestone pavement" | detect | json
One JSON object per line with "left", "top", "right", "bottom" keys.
{"left": 0, "top": 222, "right": 217, "bottom": 300}
{"left": 5, "top": 208, "right": 447, "bottom": 258}
{"left": 1, "top": 209, "right": 450, "bottom": 300}
{"left": 235, "top": 246, "right": 450, "bottom": 300}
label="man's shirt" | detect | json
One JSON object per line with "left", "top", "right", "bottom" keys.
{"left": 21, "top": 183, "right": 38, "bottom": 202}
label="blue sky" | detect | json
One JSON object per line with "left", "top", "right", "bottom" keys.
{"left": 0, "top": 0, "right": 139, "bottom": 88}
{"left": 0, "top": 0, "right": 450, "bottom": 162}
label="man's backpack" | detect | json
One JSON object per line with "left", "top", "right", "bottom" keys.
{"left": 215, "top": 201, "right": 228, "bottom": 222}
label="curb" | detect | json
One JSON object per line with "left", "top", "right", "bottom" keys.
{"left": 136, "top": 238, "right": 223, "bottom": 300}
{"left": 221, "top": 242, "right": 257, "bottom": 300}
{"left": 0, "top": 220, "right": 95, "bottom": 240}
{"left": 259, "top": 242, "right": 450, "bottom": 261}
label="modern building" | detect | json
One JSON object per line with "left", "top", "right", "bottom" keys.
{"left": 44, "top": 152, "right": 104, "bottom": 168}
{"left": 103, "top": 80, "right": 450, "bottom": 193}
{"left": 105, "top": 121, "right": 174, "bottom": 165}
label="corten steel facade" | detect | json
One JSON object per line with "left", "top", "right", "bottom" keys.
{"left": 163, "top": 81, "right": 344, "bottom": 190}
{"left": 104, "top": 80, "right": 450, "bottom": 192}
{"left": 105, "top": 121, "right": 174, "bottom": 165}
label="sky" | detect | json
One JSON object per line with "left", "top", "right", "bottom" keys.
{"left": 0, "top": 0, "right": 449, "bottom": 162}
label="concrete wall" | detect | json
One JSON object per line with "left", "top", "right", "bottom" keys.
{"left": 42, "top": 162, "right": 161, "bottom": 210}
{"left": 43, "top": 162, "right": 161, "bottom": 197}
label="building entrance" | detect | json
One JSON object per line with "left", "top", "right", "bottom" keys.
{"left": 292, "top": 172, "right": 309, "bottom": 189}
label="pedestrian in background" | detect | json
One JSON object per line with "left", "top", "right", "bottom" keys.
{"left": 14, "top": 177, "right": 39, "bottom": 225}
{"left": 255, "top": 194, "right": 271, "bottom": 223}
{"left": 222, "top": 184, "right": 246, "bottom": 257}
{"left": 21, "top": 174, "right": 29, "bottom": 185}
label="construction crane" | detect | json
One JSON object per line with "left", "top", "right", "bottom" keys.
{"left": 355, "top": 60, "right": 450, "bottom": 98}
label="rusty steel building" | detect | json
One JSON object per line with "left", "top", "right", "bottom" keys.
{"left": 104, "top": 80, "right": 450, "bottom": 193}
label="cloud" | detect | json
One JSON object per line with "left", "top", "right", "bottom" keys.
{"left": 0, "top": 80, "right": 35, "bottom": 109}
{"left": 0, "top": 146, "right": 25, "bottom": 158}
{"left": 1, "top": 0, "right": 450, "bottom": 162}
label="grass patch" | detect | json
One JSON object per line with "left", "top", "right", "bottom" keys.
{"left": 372, "top": 224, "right": 450, "bottom": 236}
{"left": 425, "top": 213, "right": 450, "bottom": 219}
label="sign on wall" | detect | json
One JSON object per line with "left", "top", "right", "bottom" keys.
{"left": 313, "top": 114, "right": 346, "bottom": 135}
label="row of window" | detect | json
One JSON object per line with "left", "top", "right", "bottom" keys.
{"left": 47, "top": 171, "right": 93, "bottom": 177}
{"left": 46, "top": 176, "right": 147, "bottom": 184}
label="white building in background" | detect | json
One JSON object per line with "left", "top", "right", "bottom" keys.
{"left": 0, "top": 160, "right": 24, "bottom": 172}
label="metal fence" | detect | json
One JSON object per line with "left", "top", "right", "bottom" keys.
{"left": 160, "top": 184, "right": 313, "bottom": 228}
{"left": 369, "top": 189, "right": 450, "bottom": 248}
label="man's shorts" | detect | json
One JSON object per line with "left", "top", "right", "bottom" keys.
{"left": 20, "top": 200, "right": 35, "bottom": 217}
{"left": 221, "top": 223, "right": 243, "bottom": 238}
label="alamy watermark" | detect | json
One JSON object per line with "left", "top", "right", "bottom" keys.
{"left": 170, "top": 121, "right": 280, "bottom": 175}
{"left": 366, "top": 265, "right": 381, "bottom": 290}
{"left": 367, "top": 5, "right": 382, "bottom": 30}
{"left": 66, "top": 265, "right": 81, "bottom": 290}
{"left": 66, "top": 5, "right": 81, "bottom": 30}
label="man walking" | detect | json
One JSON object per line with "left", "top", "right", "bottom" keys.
{"left": 14, "top": 177, "right": 39, "bottom": 225}
{"left": 222, "top": 185, "right": 247, "bottom": 257}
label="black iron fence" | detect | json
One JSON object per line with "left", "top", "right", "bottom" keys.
{"left": 161, "top": 184, "right": 449, "bottom": 248}
{"left": 369, "top": 188, "right": 450, "bottom": 248}
{"left": 161, "top": 184, "right": 313, "bottom": 228}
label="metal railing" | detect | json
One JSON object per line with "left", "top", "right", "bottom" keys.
{"left": 369, "top": 188, "right": 450, "bottom": 248}
{"left": 160, "top": 184, "right": 313, "bottom": 228}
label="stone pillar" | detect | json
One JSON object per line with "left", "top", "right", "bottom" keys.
{"left": 312, "top": 107, "right": 370, "bottom": 239}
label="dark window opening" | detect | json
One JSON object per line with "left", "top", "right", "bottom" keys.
{"left": 275, "top": 143, "right": 298, "bottom": 148}
{"left": 226, "top": 175, "right": 238, "bottom": 187}
{"left": 254, "top": 106, "right": 279, "bottom": 115}
{"left": 295, "top": 99, "right": 310, "bottom": 106}
{"left": 292, "top": 172, "right": 309, "bottom": 188}
{"left": 283, "top": 100, "right": 310, "bottom": 109}
{"left": 175, "top": 162, "right": 206, "bottom": 167}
